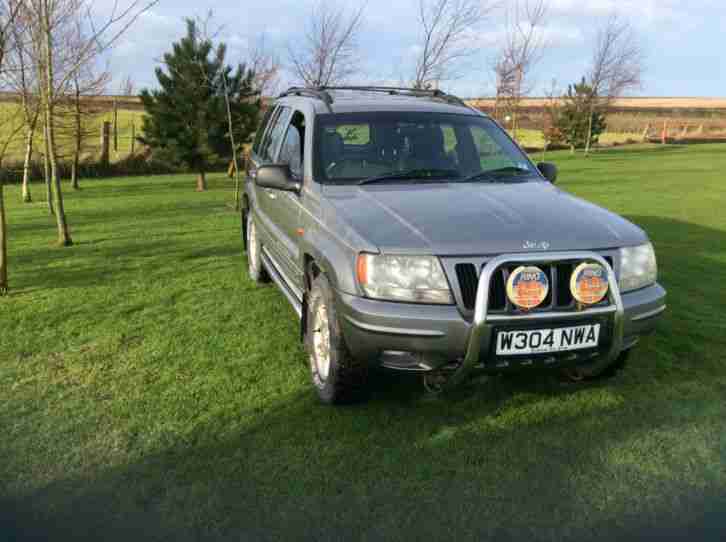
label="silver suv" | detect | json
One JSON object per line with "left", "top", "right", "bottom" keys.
{"left": 243, "top": 86, "right": 666, "bottom": 404}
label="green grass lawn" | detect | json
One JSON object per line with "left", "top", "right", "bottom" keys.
{"left": 1, "top": 144, "right": 726, "bottom": 541}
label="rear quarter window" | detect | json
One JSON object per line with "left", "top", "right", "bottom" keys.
{"left": 470, "top": 125, "right": 517, "bottom": 171}
{"left": 336, "top": 124, "right": 370, "bottom": 145}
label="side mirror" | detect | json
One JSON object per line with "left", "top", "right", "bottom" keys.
{"left": 255, "top": 164, "right": 301, "bottom": 193}
{"left": 537, "top": 162, "right": 558, "bottom": 184}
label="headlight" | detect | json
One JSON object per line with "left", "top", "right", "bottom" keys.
{"left": 619, "top": 243, "right": 657, "bottom": 292}
{"left": 356, "top": 253, "right": 453, "bottom": 304}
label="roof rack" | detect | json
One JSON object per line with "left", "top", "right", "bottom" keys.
{"left": 320, "top": 86, "right": 475, "bottom": 110}
{"left": 278, "top": 85, "right": 478, "bottom": 113}
{"left": 278, "top": 87, "right": 333, "bottom": 111}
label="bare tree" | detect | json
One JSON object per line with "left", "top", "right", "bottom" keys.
{"left": 540, "top": 78, "right": 561, "bottom": 161}
{"left": 583, "top": 14, "right": 643, "bottom": 155}
{"left": 250, "top": 34, "right": 281, "bottom": 96}
{"left": 22, "top": 0, "right": 159, "bottom": 246}
{"left": 194, "top": 12, "right": 260, "bottom": 207}
{"left": 4, "top": 3, "right": 41, "bottom": 204}
{"left": 412, "top": 0, "right": 493, "bottom": 89}
{"left": 0, "top": 110, "right": 23, "bottom": 296}
{"left": 1, "top": 0, "right": 22, "bottom": 295}
{"left": 493, "top": 0, "right": 549, "bottom": 140}
{"left": 288, "top": 1, "right": 364, "bottom": 87}
{"left": 61, "top": 19, "right": 111, "bottom": 189}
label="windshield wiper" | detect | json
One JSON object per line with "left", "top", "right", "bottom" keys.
{"left": 460, "top": 166, "right": 533, "bottom": 183}
{"left": 358, "top": 168, "right": 460, "bottom": 186}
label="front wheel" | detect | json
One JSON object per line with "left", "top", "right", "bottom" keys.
{"left": 246, "top": 212, "right": 269, "bottom": 284}
{"left": 307, "top": 273, "right": 369, "bottom": 404}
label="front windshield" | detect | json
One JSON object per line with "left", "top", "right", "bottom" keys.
{"left": 313, "top": 111, "right": 538, "bottom": 184}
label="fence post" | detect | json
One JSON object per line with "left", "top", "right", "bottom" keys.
{"left": 113, "top": 99, "right": 119, "bottom": 154}
{"left": 100, "top": 121, "right": 111, "bottom": 167}
{"left": 641, "top": 123, "right": 651, "bottom": 142}
{"left": 661, "top": 120, "right": 668, "bottom": 145}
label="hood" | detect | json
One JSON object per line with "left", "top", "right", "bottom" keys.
{"left": 322, "top": 180, "right": 647, "bottom": 256}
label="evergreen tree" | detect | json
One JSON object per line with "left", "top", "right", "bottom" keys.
{"left": 557, "top": 78, "right": 607, "bottom": 153}
{"left": 139, "top": 19, "right": 260, "bottom": 191}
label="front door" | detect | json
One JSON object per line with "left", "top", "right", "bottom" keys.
{"left": 265, "top": 110, "right": 307, "bottom": 296}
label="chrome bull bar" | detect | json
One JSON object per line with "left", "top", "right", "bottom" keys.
{"left": 447, "top": 251, "right": 625, "bottom": 387}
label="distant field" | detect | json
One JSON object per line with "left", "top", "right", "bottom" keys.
{"left": 467, "top": 96, "right": 726, "bottom": 110}
{"left": 2, "top": 93, "right": 726, "bottom": 168}
{"left": 0, "top": 101, "right": 145, "bottom": 166}
{"left": 469, "top": 96, "right": 726, "bottom": 144}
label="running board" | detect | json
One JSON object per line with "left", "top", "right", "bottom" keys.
{"left": 261, "top": 249, "right": 303, "bottom": 319}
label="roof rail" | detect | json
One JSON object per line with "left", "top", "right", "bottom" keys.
{"left": 278, "top": 85, "right": 480, "bottom": 114}
{"left": 278, "top": 87, "right": 333, "bottom": 112}
{"left": 319, "top": 86, "right": 474, "bottom": 110}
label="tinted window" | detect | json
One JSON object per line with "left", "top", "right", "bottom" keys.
{"left": 470, "top": 125, "right": 519, "bottom": 171}
{"left": 252, "top": 107, "right": 275, "bottom": 156}
{"left": 313, "top": 112, "right": 536, "bottom": 183}
{"left": 259, "top": 106, "right": 292, "bottom": 163}
{"left": 336, "top": 124, "right": 370, "bottom": 145}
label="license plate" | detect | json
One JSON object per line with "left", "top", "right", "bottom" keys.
{"left": 496, "top": 324, "right": 601, "bottom": 356}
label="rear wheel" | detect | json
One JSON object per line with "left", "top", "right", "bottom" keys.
{"left": 307, "top": 273, "right": 369, "bottom": 404}
{"left": 246, "top": 212, "right": 269, "bottom": 284}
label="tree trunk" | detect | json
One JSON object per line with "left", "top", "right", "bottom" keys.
{"left": 43, "top": 122, "right": 53, "bottom": 215}
{"left": 21, "top": 125, "right": 35, "bottom": 203}
{"left": 196, "top": 171, "right": 207, "bottom": 192}
{"left": 42, "top": 1, "right": 72, "bottom": 246}
{"left": 221, "top": 72, "right": 240, "bottom": 209}
{"left": 0, "top": 178, "right": 8, "bottom": 295}
{"left": 71, "top": 160, "right": 78, "bottom": 190}
{"left": 71, "top": 83, "right": 81, "bottom": 190}
{"left": 584, "top": 102, "right": 595, "bottom": 156}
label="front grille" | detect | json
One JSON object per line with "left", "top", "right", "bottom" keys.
{"left": 455, "top": 264, "right": 478, "bottom": 310}
{"left": 455, "top": 257, "right": 614, "bottom": 314}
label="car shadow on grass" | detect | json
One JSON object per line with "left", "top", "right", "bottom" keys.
{"left": 3, "top": 378, "right": 724, "bottom": 542}
{"left": 3, "top": 216, "right": 726, "bottom": 541}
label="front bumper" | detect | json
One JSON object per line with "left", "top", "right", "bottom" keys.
{"left": 337, "top": 251, "right": 666, "bottom": 377}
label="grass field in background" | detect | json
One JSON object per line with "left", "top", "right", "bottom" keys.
{"left": 1, "top": 144, "right": 726, "bottom": 540}
{"left": 513, "top": 128, "right": 638, "bottom": 149}
{"left": 0, "top": 103, "right": 145, "bottom": 163}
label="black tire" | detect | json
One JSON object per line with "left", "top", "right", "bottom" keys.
{"left": 306, "top": 273, "right": 369, "bottom": 404}
{"left": 246, "top": 212, "right": 269, "bottom": 284}
{"left": 562, "top": 349, "right": 630, "bottom": 382}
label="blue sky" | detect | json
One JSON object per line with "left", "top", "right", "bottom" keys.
{"left": 104, "top": 0, "right": 725, "bottom": 97}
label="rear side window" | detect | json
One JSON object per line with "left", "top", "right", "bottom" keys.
{"left": 336, "top": 124, "right": 370, "bottom": 145}
{"left": 442, "top": 124, "right": 458, "bottom": 153}
{"left": 252, "top": 107, "right": 275, "bottom": 156}
{"left": 470, "top": 125, "right": 520, "bottom": 171}
{"left": 259, "top": 106, "right": 292, "bottom": 163}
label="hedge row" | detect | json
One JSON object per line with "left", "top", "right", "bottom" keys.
{"left": 0, "top": 153, "right": 230, "bottom": 183}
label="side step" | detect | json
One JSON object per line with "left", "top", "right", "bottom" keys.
{"left": 260, "top": 249, "right": 303, "bottom": 318}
